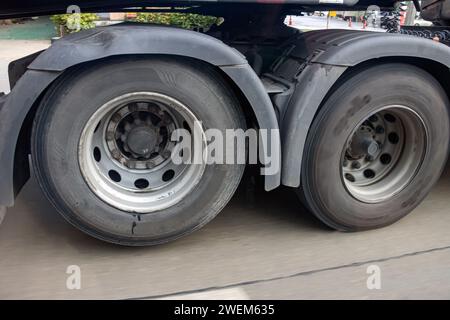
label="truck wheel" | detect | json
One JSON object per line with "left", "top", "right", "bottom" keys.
{"left": 32, "top": 57, "right": 246, "bottom": 245}
{"left": 299, "top": 63, "right": 450, "bottom": 231}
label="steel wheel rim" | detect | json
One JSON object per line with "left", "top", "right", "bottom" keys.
{"left": 341, "top": 105, "right": 428, "bottom": 203}
{"left": 78, "top": 92, "right": 206, "bottom": 213}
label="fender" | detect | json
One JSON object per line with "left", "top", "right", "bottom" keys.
{"left": 277, "top": 29, "right": 450, "bottom": 187}
{"left": 0, "top": 24, "right": 281, "bottom": 207}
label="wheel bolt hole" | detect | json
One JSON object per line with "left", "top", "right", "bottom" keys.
{"left": 93, "top": 147, "right": 101, "bottom": 162}
{"left": 134, "top": 179, "right": 149, "bottom": 189}
{"left": 369, "top": 115, "right": 378, "bottom": 122}
{"left": 380, "top": 153, "right": 392, "bottom": 165}
{"left": 345, "top": 173, "right": 355, "bottom": 182}
{"left": 384, "top": 113, "right": 396, "bottom": 123}
{"left": 388, "top": 132, "right": 399, "bottom": 144}
{"left": 108, "top": 170, "right": 121, "bottom": 182}
{"left": 162, "top": 169, "right": 175, "bottom": 182}
{"left": 363, "top": 169, "right": 376, "bottom": 179}
{"left": 375, "top": 126, "right": 385, "bottom": 134}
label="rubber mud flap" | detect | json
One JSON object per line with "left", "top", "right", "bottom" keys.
{"left": 0, "top": 206, "right": 6, "bottom": 225}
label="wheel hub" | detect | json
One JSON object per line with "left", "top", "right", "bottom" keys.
{"left": 105, "top": 104, "right": 176, "bottom": 170}
{"left": 126, "top": 125, "right": 158, "bottom": 158}
{"left": 78, "top": 92, "right": 207, "bottom": 213}
{"left": 341, "top": 106, "right": 427, "bottom": 203}
{"left": 348, "top": 126, "right": 380, "bottom": 159}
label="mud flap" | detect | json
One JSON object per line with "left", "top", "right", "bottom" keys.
{"left": 0, "top": 206, "right": 6, "bottom": 225}
{"left": 0, "top": 97, "right": 8, "bottom": 225}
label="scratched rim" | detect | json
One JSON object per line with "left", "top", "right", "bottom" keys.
{"left": 78, "top": 92, "right": 206, "bottom": 213}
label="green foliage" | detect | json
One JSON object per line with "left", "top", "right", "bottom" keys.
{"left": 51, "top": 13, "right": 98, "bottom": 36}
{"left": 134, "top": 13, "right": 219, "bottom": 29}
{"left": 50, "top": 12, "right": 219, "bottom": 37}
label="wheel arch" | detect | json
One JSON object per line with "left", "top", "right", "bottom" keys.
{"left": 280, "top": 29, "right": 450, "bottom": 188}
{"left": 0, "top": 25, "right": 281, "bottom": 207}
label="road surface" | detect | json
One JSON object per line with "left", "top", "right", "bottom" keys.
{"left": 1, "top": 38, "right": 450, "bottom": 300}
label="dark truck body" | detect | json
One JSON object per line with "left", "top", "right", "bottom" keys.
{"left": 422, "top": 0, "right": 450, "bottom": 22}
{"left": 0, "top": 0, "right": 396, "bottom": 19}
{"left": 2, "top": 0, "right": 450, "bottom": 244}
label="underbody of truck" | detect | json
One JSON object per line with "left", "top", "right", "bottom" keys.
{"left": 1, "top": 0, "right": 450, "bottom": 245}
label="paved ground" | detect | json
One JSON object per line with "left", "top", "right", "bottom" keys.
{"left": 1, "top": 36, "right": 450, "bottom": 300}
{"left": 0, "top": 40, "right": 50, "bottom": 93}
{"left": 0, "top": 17, "right": 56, "bottom": 40}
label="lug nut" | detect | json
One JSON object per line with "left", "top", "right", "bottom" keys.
{"left": 111, "top": 114, "right": 122, "bottom": 123}
{"left": 106, "top": 132, "right": 115, "bottom": 141}
{"left": 128, "top": 104, "right": 138, "bottom": 112}
{"left": 146, "top": 160, "right": 156, "bottom": 169}
{"left": 111, "top": 149, "right": 121, "bottom": 159}
{"left": 352, "top": 161, "right": 361, "bottom": 169}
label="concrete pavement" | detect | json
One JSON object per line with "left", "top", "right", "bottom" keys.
{"left": 0, "top": 40, "right": 50, "bottom": 93}
{"left": 1, "top": 168, "right": 450, "bottom": 299}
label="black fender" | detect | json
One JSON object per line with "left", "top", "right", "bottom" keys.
{"left": 0, "top": 24, "right": 280, "bottom": 207}
{"left": 28, "top": 23, "right": 247, "bottom": 70}
{"left": 0, "top": 70, "right": 60, "bottom": 206}
{"left": 276, "top": 29, "right": 450, "bottom": 187}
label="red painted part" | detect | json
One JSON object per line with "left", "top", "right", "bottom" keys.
{"left": 400, "top": 12, "right": 406, "bottom": 26}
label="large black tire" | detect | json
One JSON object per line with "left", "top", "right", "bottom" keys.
{"left": 32, "top": 57, "right": 246, "bottom": 246}
{"left": 299, "top": 63, "right": 450, "bottom": 231}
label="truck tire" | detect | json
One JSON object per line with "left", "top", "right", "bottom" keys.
{"left": 32, "top": 57, "right": 246, "bottom": 245}
{"left": 299, "top": 63, "right": 450, "bottom": 231}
